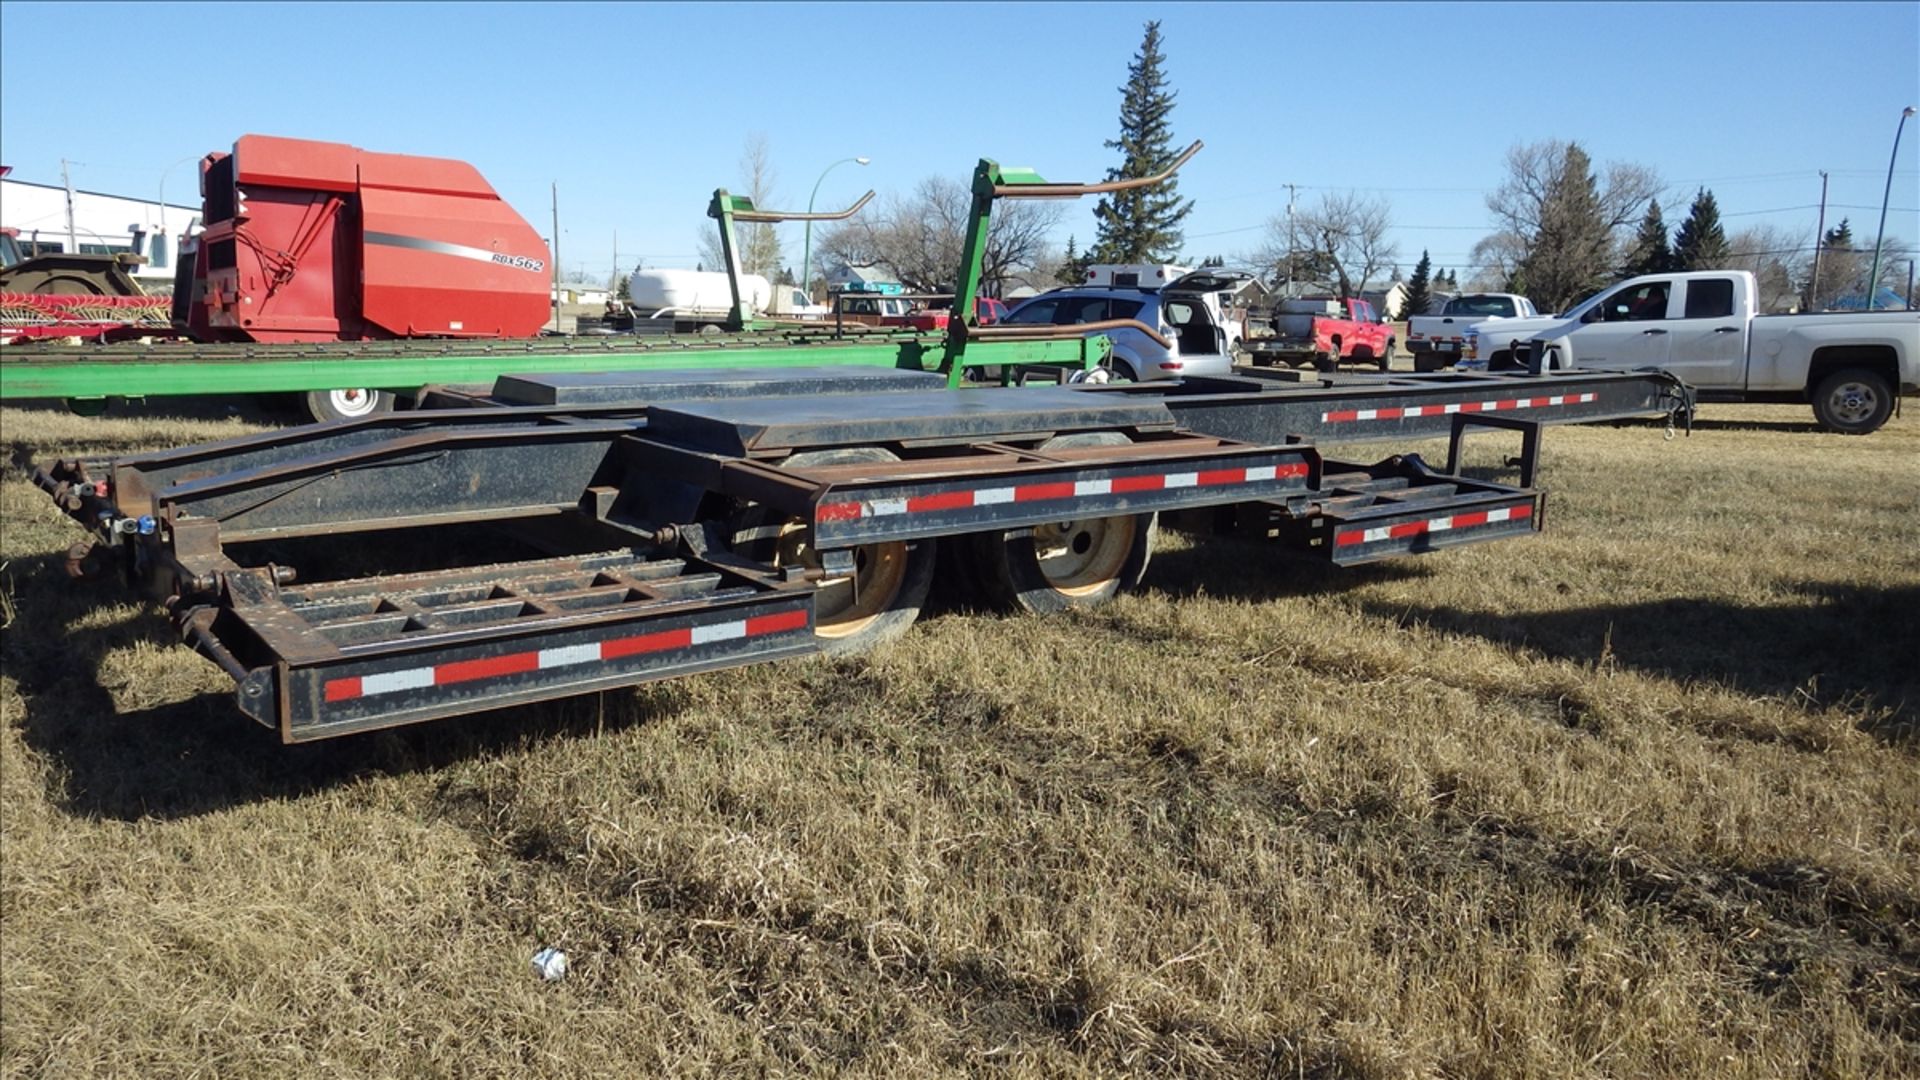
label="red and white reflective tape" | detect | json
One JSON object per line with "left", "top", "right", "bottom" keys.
{"left": 1322, "top": 391, "right": 1597, "bottom": 424}
{"left": 817, "top": 462, "right": 1309, "bottom": 523}
{"left": 1334, "top": 503, "right": 1533, "bottom": 547}
{"left": 322, "top": 609, "right": 809, "bottom": 704}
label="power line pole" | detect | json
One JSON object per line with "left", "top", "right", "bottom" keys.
{"left": 61, "top": 159, "right": 78, "bottom": 250}
{"left": 1285, "top": 182, "right": 1297, "bottom": 297}
{"left": 1807, "top": 171, "right": 1829, "bottom": 309}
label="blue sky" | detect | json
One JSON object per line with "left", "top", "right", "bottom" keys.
{"left": 3, "top": 1, "right": 1916, "bottom": 284}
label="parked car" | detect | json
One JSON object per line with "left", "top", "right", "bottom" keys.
{"left": 832, "top": 289, "right": 914, "bottom": 327}
{"left": 1244, "top": 296, "right": 1395, "bottom": 371}
{"left": 1460, "top": 269, "right": 1920, "bottom": 434}
{"left": 882, "top": 295, "right": 1009, "bottom": 332}
{"left": 1406, "top": 292, "right": 1539, "bottom": 372}
{"left": 998, "top": 267, "right": 1248, "bottom": 382}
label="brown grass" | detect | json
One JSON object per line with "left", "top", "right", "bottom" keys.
{"left": 2, "top": 397, "right": 1916, "bottom": 1078}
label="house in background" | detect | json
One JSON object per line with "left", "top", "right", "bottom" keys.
{"left": 823, "top": 263, "right": 901, "bottom": 294}
{"left": 0, "top": 168, "right": 200, "bottom": 289}
{"left": 1360, "top": 280, "right": 1411, "bottom": 321}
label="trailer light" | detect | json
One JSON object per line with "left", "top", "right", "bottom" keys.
{"left": 93, "top": 481, "right": 108, "bottom": 497}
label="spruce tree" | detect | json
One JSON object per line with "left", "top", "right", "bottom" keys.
{"left": 1825, "top": 218, "right": 1854, "bottom": 250}
{"left": 1056, "top": 236, "right": 1093, "bottom": 286}
{"left": 1404, "top": 250, "right": 1433, "bottom": 317}
{"left": 1445, "top": 269, "right": 1458, "bottom": 289}
{"left": 1091, "top": 21, "right": 1193, "bottom": 263}
{"left": 1672, "top": 187, "right": 1730, "bottom": 270}
{"left": 1621, "top": 199, "right": 1672, "bottom": 278}
{"left": 1514, "top": 142, "right": 1612, "bottom": 311}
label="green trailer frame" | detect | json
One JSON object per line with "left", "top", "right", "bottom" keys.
{"left": 1, "top": 144, "right": 1205, "bottom": 408}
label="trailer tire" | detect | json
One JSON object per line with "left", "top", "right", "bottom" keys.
{"left": 965, "top": 432, "right": 1156, "bottom": 615}
{"left": 1810, "top": 367, "right": 1893, "bottom": 435}
{"left": 730, "top": 446, "right": 936, "bottom": 655}
{"left": 305, "top": 388, "right": 396, "bottom": 423}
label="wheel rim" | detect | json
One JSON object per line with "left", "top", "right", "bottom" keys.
{"left": 1030, "top": 516, "right": 1137, "bottom": 596}
{"left": 328, "top": 388, "right": 380, "bottom": 419}
{"left": 771, "top": 522, "right": 909, "bottom": 639}
{"left": 1827, "top": 381, "right": 1879, "bottom": 425}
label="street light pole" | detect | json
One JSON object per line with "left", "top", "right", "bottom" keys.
{"left": 1865, "top": 105, "right": 1916, "bottom": 311}
{"left": 157, "top": 154, "right": 199, "bottom": 268}
{"left": 801, "top": 156, "right": 869, "bottom": 299}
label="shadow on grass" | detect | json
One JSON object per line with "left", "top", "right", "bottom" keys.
{"left": 3, "top": 395, "right": 294, "bottom": 426}
{"left": 4, "top": 550, "right": 687, "bottom": 823}
{"left": 1146, "top": 527, "right": 1433, "bottom": 604}
{"left": 1361, "top": 582, "right": 1919, "bottom": 739}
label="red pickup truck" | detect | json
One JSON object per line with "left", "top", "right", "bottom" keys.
{"left": 881, "top": 296, "right": 1009, "bottom": 332}
{"left": 1244, "top": 297, "right": 1396, "bottom": 371}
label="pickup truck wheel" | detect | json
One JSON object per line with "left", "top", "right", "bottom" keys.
{"left": 304, "top": 388, "right": 395, "bottom": 423}
{"left": 1811, "top": 368, "right": 1893, "bottom": 434}
{"left": 966, "top": 432, "right": 1156, "bottom": 614}
{"left": 1378, "top": 339, "right": 1396, "bottom": 371}
{"left": 730, "top": 446, "right": 937, "bottom": 655}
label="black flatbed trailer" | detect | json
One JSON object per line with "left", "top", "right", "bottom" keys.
{"left": 36, "top": 363, "right": 1691, "bottom": 742}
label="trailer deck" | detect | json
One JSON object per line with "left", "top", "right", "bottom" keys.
{"left": 36, "top": 363, "right": 1690, "bottom": 742}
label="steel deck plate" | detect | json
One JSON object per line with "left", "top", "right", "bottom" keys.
{"left": 645, "top": 386, "right": 1179, "bottom": 454}
{"left": 491, "top": 365, "right": 949, "bottom": 406}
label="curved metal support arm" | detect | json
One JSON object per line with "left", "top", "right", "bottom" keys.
{"left": 967, "top": 318, "right": 1173, "bottom": 351}
{"left": 730, "top": 190, "right": 876, "bottom": 223}
{"left": 992, "top": 141, "right": 1203, "bottom": 198}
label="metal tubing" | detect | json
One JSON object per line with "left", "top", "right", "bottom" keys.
{"left": 991, "top": 141, "right": 1203, "bottom": 198}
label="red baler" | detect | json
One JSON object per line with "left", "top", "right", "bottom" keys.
{"left": 177, "top": 134, "right": 551, "bottom": 342}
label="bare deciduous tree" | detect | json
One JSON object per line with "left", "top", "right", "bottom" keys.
{"left": 1466, "top": 231, "right": 1529, "bottom": 291}
{"left": 1725, "top": 224, "right": 1803, "bottom": 312}
{"left": 697, "top": 133, "right": 784, "bottom": 278}
{"left": 814, "top": 176, "right": 1062, "bottom": 297}
{"left": 1252, "top": 192, "right": 1397, "bottom": 298}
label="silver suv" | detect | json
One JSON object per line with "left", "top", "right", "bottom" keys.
{"left": 1001, "top": 270, "right": 1247, "bottom": 382}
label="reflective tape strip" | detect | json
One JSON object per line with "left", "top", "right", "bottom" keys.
{"left": 321, "top": 608, "right": 809, "bottom": 703}
{"left": 1333, "top": 503, "right": 1533, "bottom": 547}
{"left": 816, "top": 462, "right": 1309, "bottom": 521}
{"left": 1322, "top": 392, "right": 1596, "bottom": 423}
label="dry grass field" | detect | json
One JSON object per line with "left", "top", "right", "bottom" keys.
{"left": 1, "top": 394, "right": 1915, "bottom": 1078}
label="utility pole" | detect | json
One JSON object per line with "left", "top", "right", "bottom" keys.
{"left": 1808, "top": 170, "right": 1829, "bottom": 309}
{"left": 1285, "top": 182, "right": 1297, "bottom": 297}
{"left": 61, "top": 159, "right": 78, "bottom": 250}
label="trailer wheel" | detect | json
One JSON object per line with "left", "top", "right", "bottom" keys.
{"left": 731, "top": 447, "right": 936, "bottom": 655}
{"left": 966, "top": 433, "right": 1156, "bottom": 614}
{"left": 304, "top": 388, "right": 395, "bottom": 423}
{"left": 1810, "top": 367, "right": 1893, "bottom": 435}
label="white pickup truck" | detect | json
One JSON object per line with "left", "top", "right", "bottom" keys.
{"left": 1462, "top": 270, "right": 1920, "bottom": 434}
{"left": 1407, "top": 293, "right": 1538, "bottom": 372}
